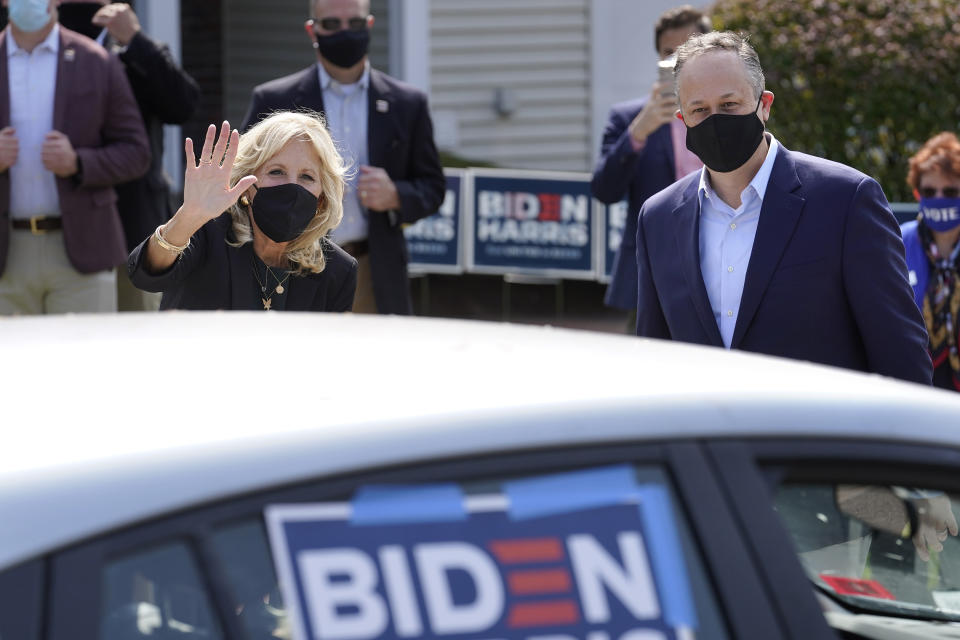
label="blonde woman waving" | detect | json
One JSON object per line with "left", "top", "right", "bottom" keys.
{"left": 129, "top": 112, "right": 356, "bottom": 311}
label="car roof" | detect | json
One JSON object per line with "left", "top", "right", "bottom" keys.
{"left": 2, "top": 312, "right": 959, "bottom": 570}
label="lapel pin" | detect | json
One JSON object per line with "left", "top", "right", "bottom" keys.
{"left": 376, "top": 99, "right": 389, "bottom": 113}
{"left": 64, "top": 49, "right": 75, "bottom": 62}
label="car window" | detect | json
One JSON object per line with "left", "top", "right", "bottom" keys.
{"left": 774, "top": 484, "right": 960, "bottom": 621}
{"left": 210, "top": 520, "right": 288, "bottom": 640}
{"left": 99, "top": 541, "right": 224, "bottom": 640}
{"left": 211, "top": 464, "right": 729, "bottom": 640}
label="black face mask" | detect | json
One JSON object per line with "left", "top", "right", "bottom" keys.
{"left": 314, "top": 28, "right": 370, "bottom": 69}
{"left": 248, "top": 183, "right": 318, "bottom": 243}
{"left": 684, "top": 95, "right": 765, "bottom": 173}
{"left": 58, "top": 2, "right": 104, "bottom": 40}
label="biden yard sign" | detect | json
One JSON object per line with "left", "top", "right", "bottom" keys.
{"left": 266, "top": 466, "right": 697, "bottom": 640}
{"left": 467, "top": 169, "right": 597, "bottom": 279}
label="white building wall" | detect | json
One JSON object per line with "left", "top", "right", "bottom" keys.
{"left": 135, "top": 0, "right": 184, "bottom": 189}
{"left": 428, "top": 0, "right": 592, "bottom": 172}
{"left": 389, "top": 0, "right": 430, "bottom": 92}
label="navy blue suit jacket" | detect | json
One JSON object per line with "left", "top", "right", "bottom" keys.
{"left": 240, "top": 66, "right": 445, "bottom": 315}
{"left": 635, "top": 143, "right": 932, "bottom": 385}
{"left": 591, "top": 98, "right": 676, "bottom": 309}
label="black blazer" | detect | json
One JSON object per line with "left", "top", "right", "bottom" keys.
{"left": 127, "top": 214, "right": 358, "bottom": 312}
{"left": 240, "top": 65, "right": 445, "bottom": 314}
{"left": 111, "top": 31, "right": 200, "bottom": 252}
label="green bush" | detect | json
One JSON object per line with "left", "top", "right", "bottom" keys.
{"left": 711, "top": 0, "right": 960, "bottom": 202}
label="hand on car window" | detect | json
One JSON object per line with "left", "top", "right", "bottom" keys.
{"left": 912, "top": 494, "right": 959, "bottom": 562}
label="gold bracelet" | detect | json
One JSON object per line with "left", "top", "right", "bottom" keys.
{"left": 153, "top": 224, "right": 190, "bottom": 254}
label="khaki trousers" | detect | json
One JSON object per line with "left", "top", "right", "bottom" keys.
{"left": 116, "top": 264, "right": 162, "bottom": 312}
{"left": 0, "top": 229, "right": 117, "bottom": 315}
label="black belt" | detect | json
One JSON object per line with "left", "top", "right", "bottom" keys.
{"left": 339, "top": 239, "right": 369, "bottom": 258}
{"left": 12, "top": 216, "right": 62, "bottom": 234}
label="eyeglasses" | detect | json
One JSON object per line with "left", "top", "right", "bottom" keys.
{"left": 920, "top": 187, "right": 960, "bottom": 198}
{"left": 314, "top": 16, "right": 370, "bottom": 32}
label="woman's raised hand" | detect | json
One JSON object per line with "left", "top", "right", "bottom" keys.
{"left": 181, "top": 121, "right": 257, "bottom": 224}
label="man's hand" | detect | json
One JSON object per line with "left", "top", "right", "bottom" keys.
{"left": 0, "top": 127, "right": 19, "bottom": 172}
{"left": 628, "top": 81, "right": 680, "bottom": 148}
{"left": 358, "top": 165, "right": 400, "bottom": 211}
{"left": 41, "top": 131, "right": 78, "bottom": 178}
{"left": 92, "top": 3, "right": 141, "bottom": 47}
{"left": 913, "top": 494, "right": 959, "bottom": 562}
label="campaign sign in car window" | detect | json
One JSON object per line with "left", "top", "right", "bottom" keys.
{"left": 469, "top": 170, "right": 595, "bottom": 278}
{"left": 405, "top": 170, "right": 463, "bottom": 273}
{"left": 266, "top": 466, "right": 698, "bottom": 640}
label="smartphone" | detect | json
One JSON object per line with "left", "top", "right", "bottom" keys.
{"left": 657, "top": 58, "right": 676, "bottom": 97}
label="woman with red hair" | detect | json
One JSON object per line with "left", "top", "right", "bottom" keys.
{"left": 902, "top": 132, "right": 960, "bottom": 390}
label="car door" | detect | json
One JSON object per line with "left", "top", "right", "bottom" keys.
{"left": 0, "top": 559, "right": 44, "bottom": 640}
{"left": 707, "top": 438, "right": 960, "bottom": 639}
{"left": 43, "top": 442, "right": 789, "bottom": 640}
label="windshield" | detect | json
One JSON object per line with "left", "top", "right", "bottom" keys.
{"left": 775, "top": 484, "right": 960, "bottom": 622}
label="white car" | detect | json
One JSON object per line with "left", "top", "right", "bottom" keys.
{"left": 3, "top": 313, "right": 960, "bottom": 640}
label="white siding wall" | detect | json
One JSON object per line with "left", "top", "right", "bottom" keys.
{"left": 429, "top": 0, "right": 591, "bottom": 171}
{"left": 135, "top": 0, "right": 185, "bottom": 189}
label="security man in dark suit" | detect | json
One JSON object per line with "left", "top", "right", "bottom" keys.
{"left": 58, "top": 0, "right": 201, "bottom": 311}
{"left": 241, "top": 0, "right": 445, "bottom": 315}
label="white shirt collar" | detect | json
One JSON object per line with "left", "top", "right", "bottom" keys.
{"left": 7, "top": 22, "right": 60, "bottom": 57}
{"left": 318, "top": 59, "right": 370, "bottom": 92}
{"left": 698, "top": 132, "right": 780, "bottom": 209}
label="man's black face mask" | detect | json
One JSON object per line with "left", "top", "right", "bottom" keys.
{"left": 313, "top": 27, "right": 370, "bottom": 69}
{"left": 684, "top": 95, "right": 765, "bottom": 173}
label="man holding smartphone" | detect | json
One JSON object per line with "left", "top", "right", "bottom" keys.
{"left": 591, "top": 6, "right": 711, "bottom": 329}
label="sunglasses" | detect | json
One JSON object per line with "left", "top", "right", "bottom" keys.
{"left": 315, "top": 16, "right": 369, "bottom": 32}
{"left": 920, "top": 187, "right": 960, "bottom": 198}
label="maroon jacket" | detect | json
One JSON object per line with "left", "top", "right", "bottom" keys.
{"left": 0, "top": 26, "right": 150, "bottom": 275}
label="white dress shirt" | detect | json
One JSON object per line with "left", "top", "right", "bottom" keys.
{"left": 319, "top": 62, "right": 370, "bottom": 245}
{"left": 7, "top": 23, "right": 60, "bottom": 219}
{"left": 697, "top": 133, "right": 780, "bottom": 347}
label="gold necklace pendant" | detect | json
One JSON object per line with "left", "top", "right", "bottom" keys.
{"left": 266, "top": 265, "right": 291, "bottom": 297}
{"left": 262, "top": 297, "right": 272, "bottom": 310}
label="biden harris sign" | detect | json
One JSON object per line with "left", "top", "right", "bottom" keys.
{"left": 467, "top": 169, "right": 597, "bottom": 279}
{"left": 405, "top": 170, "right": 465, "bottom": 274}
{"left": 265, "top": 465, "right": 698, "bottom": 640}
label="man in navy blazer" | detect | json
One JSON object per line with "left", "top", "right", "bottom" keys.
{"left": 240, "top": 0, "right": 444, "bottom": 315}
{"left": 592, "top": 6, "right": 710, "bottom": 318}
{"left": 635, "top": 31, "right": 932, "bottom": 385}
